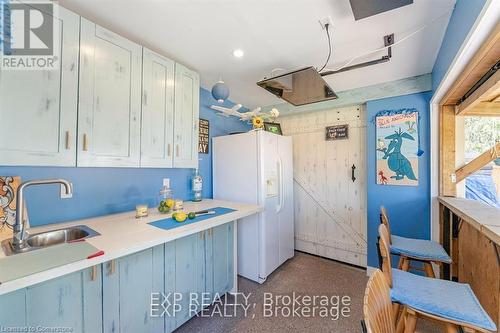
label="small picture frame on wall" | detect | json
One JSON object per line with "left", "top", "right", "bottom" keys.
{"left": 263, "top": 122, "right": 282, "bottom": 135}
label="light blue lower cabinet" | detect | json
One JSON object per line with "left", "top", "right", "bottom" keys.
{"left": 205, "top": 222, "right": 235, "bottom": 302}
{"left": 0, "top": 222, "right": 235, "bottom": 333}
{"left": 165, "top": 221, "right": 235, "bottom": 332}
{"left": 103, "top": 245, "right": 164, "bottom": 333}
{"left": 211, "top": 222, "right": 235, "bottom": 297}
{"left": 0, "top": 288, "right": 27, "bottom": 327}
{"left": 165, "top": 231, "right": 206, "bottom": 331}
{"left": 0, "top": 266, "right": 102, "bottom": 333}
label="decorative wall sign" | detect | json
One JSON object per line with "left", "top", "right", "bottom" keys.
{"left": 0, "top": 176, "right": 21, "bottom": 228}
{"left": 376, "top": 111, "right": 419, "bottom": 186}
{"left": 198, "top": 119, "right": 209, "bottom": 154}
{"left": 263, "top": 122, "right": 282, "bottom": 135}
{"left": 326, "top": 124, "right": 349, "bottom": 140}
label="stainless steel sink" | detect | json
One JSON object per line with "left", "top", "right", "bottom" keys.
{"left": 1, "top": 225, "right": 100, "bottom": 256}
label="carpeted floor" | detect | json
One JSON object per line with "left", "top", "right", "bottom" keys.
{"left": 176, "top": 251, "right": 441, "bottom": 333}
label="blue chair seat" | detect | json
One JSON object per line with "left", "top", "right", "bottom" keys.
{"left": 390, "top": 269, "right": 496, "bottom": 332}
{"left": 390, "top": 235, "right": 452, "bottom": 263}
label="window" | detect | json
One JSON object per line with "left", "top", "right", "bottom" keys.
{"left": 463, "top": 116, "right": 500, "bottom": 208}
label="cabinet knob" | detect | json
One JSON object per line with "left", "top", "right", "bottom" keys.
{"left": 176, "top": 145, "right": 180, "bottom": 157}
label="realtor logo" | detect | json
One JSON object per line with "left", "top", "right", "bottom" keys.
{"left": 1, "top": 0, "right": 58, "bottom": 70}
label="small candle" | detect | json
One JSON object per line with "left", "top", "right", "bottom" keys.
{"left": 136, "top": 204, "right": 149, "bottom": 218}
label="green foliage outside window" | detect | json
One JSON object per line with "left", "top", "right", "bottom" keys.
{"left": 464, "top": 117, "right": 500, "bottom": 155}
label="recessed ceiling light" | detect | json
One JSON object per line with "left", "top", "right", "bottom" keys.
{"left": 233, "top": 49, "right": 244, "bottom": 58}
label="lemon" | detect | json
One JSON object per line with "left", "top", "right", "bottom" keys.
{"left": 165, "top": 199, "right": 175, "bottom": 209}
{"left": 174, "top": 211, "right": 187, "bottom": 222}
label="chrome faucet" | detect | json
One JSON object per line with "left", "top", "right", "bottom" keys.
{"left": 12, "top": 179, "right": 73, "bottom": 250}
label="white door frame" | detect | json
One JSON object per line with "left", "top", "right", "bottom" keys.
{"left": 429, "top": 0, "right": 500, "bottom": 243}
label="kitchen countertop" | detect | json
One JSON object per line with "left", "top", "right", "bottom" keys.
{"left": 438, "top": 196, "right": 500, "bottom": 245}
{"left": 0, "top": 199, "right": 262, "bottom": 295}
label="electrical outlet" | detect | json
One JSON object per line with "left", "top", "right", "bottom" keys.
{"left": 319, "top": 16, "right": 333, "bottom": 30}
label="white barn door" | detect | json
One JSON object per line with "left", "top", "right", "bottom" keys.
{"left": 279, "top": 105, "right": 367, "bottom": 267}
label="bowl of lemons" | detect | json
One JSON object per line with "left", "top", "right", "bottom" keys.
{"left": 158, "top": 198, "right": 175, "bottom": 214}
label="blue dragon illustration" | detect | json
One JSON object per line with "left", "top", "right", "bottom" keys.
{"left": 381, "top": 128, "right": 417, "bottom": 181}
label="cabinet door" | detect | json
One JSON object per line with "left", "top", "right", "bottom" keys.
{"left": 103, "top": 246, "right": 164, "bottom": 333}
{"left": 0, "top": 288, "right": 26, "bottom": 326}
{"left": 78, "top": 18, "right": 142, "bottom": 167}
{"left": 171, "top": 232, "right": 205, "bottom": 328}
{"left": 206, "top": 222, "right": 234, "bottom": 299}
{"left": 0, "top": 267, "right": 102, "bottom": 333}
{"left": 0, "top": 6, "right": 79, "bottom": 166}
{"left": 173, "top": 63, "right": 200, "bottom": 168}
{"left": 28, "top": 267, "right": 102, "bottom": 332}
{"left": 141, "top": 48, "right": 175, "bottom": 167}
{"left": 164, "top": 241, "right": 177, "bottom": 333}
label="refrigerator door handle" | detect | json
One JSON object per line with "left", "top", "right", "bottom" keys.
{"left": 276, "top": 157, "right": 285, "bottom": 213}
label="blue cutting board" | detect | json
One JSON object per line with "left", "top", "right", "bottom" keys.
{"left": 148, "top": 207, "right": 236, "bottom": 231}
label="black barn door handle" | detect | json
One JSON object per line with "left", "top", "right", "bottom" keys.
{"left": 351, "top": 164, "right": 356, "bottom": 182}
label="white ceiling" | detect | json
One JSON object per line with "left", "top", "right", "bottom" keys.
{"left": 59, "top": 0, "right": 456, "bottom": 108}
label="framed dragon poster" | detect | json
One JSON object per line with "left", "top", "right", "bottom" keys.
{"left": 376, "top": 111, "right": 419, "bottom": 186}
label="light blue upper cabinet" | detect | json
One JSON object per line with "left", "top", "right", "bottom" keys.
{"left": 141, "top": 48, "right": 175, "bottom": 168}
{"left": 77, "top": 18, "right": 142, "bottom": 167}
{"left": 103, "top": 246, "right": 164, "bottom": 333}
{"left": 0, "top": 6, "right": 79, "bottom": 166}
{"left": 173, "top": 63, "right": 200, "bottom": 168}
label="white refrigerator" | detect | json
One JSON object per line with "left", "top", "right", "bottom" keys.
{"left": 213, "top": 130, "right": 294, "bottom": 284}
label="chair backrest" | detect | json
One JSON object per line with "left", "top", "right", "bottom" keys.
{"left": 379, "top": 206, "right": 392, "bottom": 244}
{"left": 378, "top": 223, "right": 393, "bottom": 287}
{"left": 363, "top": 269, "right": 396, "bottom": 333}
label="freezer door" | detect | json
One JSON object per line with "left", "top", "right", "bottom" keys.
{"left": 213, "top": 132, "right": 259, "bottom": 204}
{"left": 258, "top": 131, "right": 280, "bottom": 279}
{"left": 277, "top": 135, "right": 295, "bottom": 263}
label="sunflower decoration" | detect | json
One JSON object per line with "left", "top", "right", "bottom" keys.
{"left": 252, "top": 116, "right": 264, "bottom": 129}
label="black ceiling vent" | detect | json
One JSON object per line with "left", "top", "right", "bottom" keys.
{"left": 349, "top": 0, "right": 413, "bottom": 20}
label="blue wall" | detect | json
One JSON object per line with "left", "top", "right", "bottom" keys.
{"left": 0, "top": 88, "right": 250, "bottom": 227}
{"left": 432, "top": 0, "right": 486, "bottom": 91}
{"left": 366, "top": 91, "right": 432, "bottom": 268}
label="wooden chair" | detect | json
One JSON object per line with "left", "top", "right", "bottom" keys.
{"left": 378, "top": 223, "right": 496, "bottom": 333}
{"left": 380, "top": 206, "right": 451, "bottom": 278}
{"left": 363, "top": 269, "right": 396, "bottom": 333}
